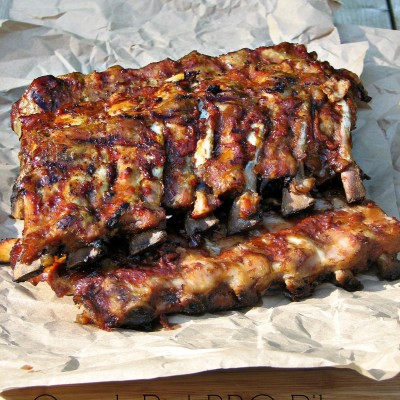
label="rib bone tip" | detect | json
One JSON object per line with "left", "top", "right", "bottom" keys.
{"left": 281, "top": 188, "right": 315, "bottom": 216}
{"left": 185, "top": 214, "right": 219, "bottom": 238}
{"left": 129, "top": 229, "right": 167, "bottom": 256}
{"left": 341, "top": 165, "right": 366, "bottom": 203}
{"left": 13, "top": 259, "right": 43, "bottom": 282}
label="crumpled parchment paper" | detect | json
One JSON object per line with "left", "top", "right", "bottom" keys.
{"left": 0, "top": 0, "right": 399, "bottom": 391}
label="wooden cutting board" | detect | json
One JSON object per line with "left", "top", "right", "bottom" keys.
{"left": 1, "top": 367, "right": 399, "bottom": 400}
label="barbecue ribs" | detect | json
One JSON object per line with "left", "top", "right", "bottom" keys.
{"left": 10, "top": 43, "right": 372, "bottom": 282}
{"left": 37, "top": 198, "right": 400, "bottom": 330}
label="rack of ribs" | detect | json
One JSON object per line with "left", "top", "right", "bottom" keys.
{"left": 6, "top": 42, "right": 400, "bottom": 331}
{"left": 9, "top": 42, "right": 373, "bottom": 284}
{"left": 35, "top": 197, "right": 400, "bottom": 330}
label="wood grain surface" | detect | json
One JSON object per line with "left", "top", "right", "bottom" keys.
{"left": 1, "top": 368, "right": 399, "bottom": 400}
{"left": 333, "top": 0, "right": 393, "bottom": 29}
{"left": 391, "top": 0, "right": 400, "bottom": 28}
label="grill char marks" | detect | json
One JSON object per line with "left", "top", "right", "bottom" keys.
{"left": 11, "top": 43, "right": 370, "bottom": 279}
{"left": 12, "top": 101, "right": 167, "bottom": 270}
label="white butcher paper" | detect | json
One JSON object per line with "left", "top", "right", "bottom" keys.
{"left": 0, "top": 0, "right": 399, "bottom": 392}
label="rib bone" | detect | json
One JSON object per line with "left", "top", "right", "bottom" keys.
{"left": 281, "top": 188, "right": 315, "bottom": 216}
{"left": 13, "top": 259, "right": 43, "bottom": 282}
{"left": 129, "top": 230, "right": 167, "bottom": 256}
{"left": 67, "top": 241, "right": 106, "bottom": 269}
{"left": 185, "top": 214, "right": 219, "bottom": 238}
{"left": 376, "top": 253, "right": 400, "bottom": 281}
{"left": 227, "top": 192, "right": 261, "bottom": 234}
{"left": 334, "top": 269, "right": 363, "bottom": 291}
{"left": 341, "top": 165, "right": 366, "bottom": 203}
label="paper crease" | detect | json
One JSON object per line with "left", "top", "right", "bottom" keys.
{"left": 0, "top": 0, "right": 400, "bottom": 391}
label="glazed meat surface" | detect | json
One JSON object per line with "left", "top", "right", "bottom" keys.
{"left": 40, "top": 199, "right": 400, "bottom": 330}
{"left": 10, "top": 43, "right": 371, "bottom": 281}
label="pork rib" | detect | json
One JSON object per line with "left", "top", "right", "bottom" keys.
{"left": 10, "top": 43, "right": 370, "bottom": 280}
{"left": 36, "top": 200, "right": 400, "bottom": 330}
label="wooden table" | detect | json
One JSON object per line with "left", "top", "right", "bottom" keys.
{"left": 1, "top": 3, "right": 399, "bottom": 400}
{"left": 1, "top": 367, "right": 399, "bottom": 400}
{"left": 334, "top": 0, "right": 399, "bottom": 29}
